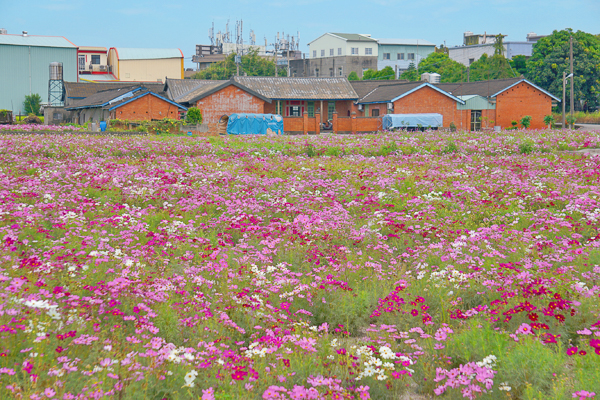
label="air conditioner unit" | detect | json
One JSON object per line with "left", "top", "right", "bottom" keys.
{"left": 387, "top": 103, "right": 394, "bottom": 110}
{"left": 358, "top": 104, "right": 364, "bottom": 111}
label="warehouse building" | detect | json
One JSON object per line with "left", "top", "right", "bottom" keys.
{"left": 107, "top": 48, "right": 184, "bottom": 82}
{"left": 0, "top": 30, "right": 77, "bottom": 114}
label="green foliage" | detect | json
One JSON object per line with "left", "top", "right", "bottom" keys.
{"left": 185, "top": 107, "right": 203, "bottom": 124}
{"left": 192, "top": 48, "right": 281, "bottom": 80}
{"left": 520, "top": 115, "right": 532, "bottom": 128}
{"left": 510, "top": 55, "right": 528, "bottom": 76}
{"left": 493, "top": 34, "right": 506, "bottom": 56}
{"left": 23, "top": 93, "right": 42, "bottom": 116}
{"left": 347, "top": 71, "right": 359, "bottom": 81}
{"left": 519, "top": 138, "right": 535, "bottom": 154}
{"left": 399, "top": 62, "right": 419, "bottom": 81}
{"left": 566, "top": 114, "right": 577, "bottom": 128}
{"left": 400, "top": 52, "right": 466, "bottom": 83}
{"left": 543, "top": 114, "right": 555, "bottom": 127}
{"left": 526, "top": 28, "right": 600, "bottom": 111}
{"left": 363, "top": 66, "right": 396, "bottom": 80}
{"left": 468, "top": 53, "right": 516, "bottom": 81}
{"left": 442, "top": 141, "right": 459, "bottom": 154}
{"left": 449, "top": 121, "right": 457, "bottom": 132}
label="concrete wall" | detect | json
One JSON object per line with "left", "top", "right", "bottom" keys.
{"left": 112, "top": 94, "right": 181, "bottom": 121}
{"left": 291, "top": 56, "right": 377, "bottom": 78}
{"left": 309, "top": 34, "right": 378, "bottom": 59}
{"left": 449, "top": 42, "right": 533, "bottom": 66}
{"left": 195, "top": 85, "right": 266, "bottom": 124}
{"left": 495, "top": 81, "right": 553, "bottom": 129}
{"left": 108, "top": 49, "right": 183, "bottom": 82}
{"left": 377, "top": 44, "right": 435, "bottom": 76}
{"left": 0, "top": 44, "right": 78, "bottom": 114}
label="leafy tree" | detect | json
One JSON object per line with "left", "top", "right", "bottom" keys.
{"left": 347, "top": 71, "right": 359, "bottom": 81}
{"left": 192, "top": 48, "right": 281, "bottom": 80}
{"left": 468, "top": 53, "right": 515, "bottom": 82}
{"left": 510, "top": 55, "right": 528, "bottom": 76}
{"left": 363, "top": 66, "right": 396, "bottom": 80}
{"left": 24, "top": 93, "right": 42, "bottom": 116}
{"left": 526, "top": 29, "right": 600, "bottom": 111}
{"left": 185, "top": 107, "right": 203, "bottom": 124}
{"left": 400, "top": 53, "right": 465, "bottom": 82}
{"left": 400, "top": 62, "right": 419, "bottom": 81}
{"left": 493, "top": 34, "right": 506, "bottom": 56}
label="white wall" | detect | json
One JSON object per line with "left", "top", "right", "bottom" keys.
{"left": 309, "top": 34, "right": 378, "bottom": 59}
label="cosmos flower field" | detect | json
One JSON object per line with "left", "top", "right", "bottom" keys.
{"left": 1, "top": 129, "right": 600, "bottom": 400}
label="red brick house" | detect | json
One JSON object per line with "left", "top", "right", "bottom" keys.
{"left": 66, "top": 85, "right": 187, "bottom": 124}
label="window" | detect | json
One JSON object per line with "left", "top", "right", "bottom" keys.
{"left": 471, "top": 110, "right": 482, "bottom": 131}
{"left": 321, "top": 49, "right": 325, "bottom": 57}
{"left": 469, "top": 58, "right": 475, "bottom": 65}
{"left": 329, "top": 68, "right": 334, "bottom": 77}
{"left": 53, "top": 112, "right": 63, "bottom": 120}
{"left": 328, "top": 101, "right": 335, "bottom": 120}
{"left": 338, "top": 48, "right": 342, "bottom": 55}
{"left": 365, "top": 48, "right": 373, "bottom": 55}
{"left": 307, "top": 101, "right": 315, "bottom": 117}
{"left": 78, "top": 55, "right": 85, "bottom": 71}
{"left": 371, "top": 109, "right": 380, "bottom": 117}
{"left": 397, "top": 53, "right": 404, "bottom": 60}
{"left": 330, "top": 48, "right": 334, "bottom": 56}
{"left": 313, "top": 50, "right": 316, "bottom": 58}
{"left": 315, "top": 68, "right": 319, "bottom": 77}
{"left": 352, "top": 47, "right": 359, "bottom": 55}
{"left": 383, "top": 53, "right": 390, "bottom": 60}
{"left": 407, "top": 53, "right": 415, "bottom": 60}
{"left": 91, "top": 55, "right": 100, "bottom": 64}
{"left": 289, "top": 106, "right": 301, "bottom": 117}
{"left": 338, "top": 67, "right": 343, "bottom": 76}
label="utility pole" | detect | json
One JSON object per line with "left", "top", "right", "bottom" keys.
{"left": 274, "top": 42, "right": 278, "bottom": 77}
{"left": 467, "top": 67, "right": 470, "bottom": 83}
{"left": 569, "top": 36, "right": 574, "bottom": 127}
{"left": 562, "top": 71, "right": 566, "bottom": 130}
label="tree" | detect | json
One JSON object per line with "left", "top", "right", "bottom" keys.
{"left": 24, "top": 93, "right": 42, "bottom": 116}
{"left": 468, "top": 53, "right": 515, "bottom": 81}
{"left": 509, "top": 55, "right": 528, "bottom": 76}
{"left": 185, "top": 107, "right": 203, "bottom": 124}
{"left": 400, "top": 62, "right": 419, "bottom": 81}
{"left": 347, "top": 71, "right": 359, "bottom": 81}
{"left": 192, "top": 48, "right": 280, "bottom": 80}
{"left": 362, "top": 66, "right": 396, "bottom": 80}
{"left": 493, "top": 34, "right": 506, "bottom": 56}
{"left": 526, "top": 29, "right": 600, "bottom": 111}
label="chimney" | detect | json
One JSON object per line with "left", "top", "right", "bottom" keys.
{"left": 22, "top": 31, "right": 28, "bottom": 37}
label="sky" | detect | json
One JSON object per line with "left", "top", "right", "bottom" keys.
{"left": 2, "top": 0, "right": 599, "bottom": 69}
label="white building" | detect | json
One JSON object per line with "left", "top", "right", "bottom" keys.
{"left": 308, "top": 33, "right": 378, "bottom": 59}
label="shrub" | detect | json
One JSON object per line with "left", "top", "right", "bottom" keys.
{"left": 449, "top": 122, "right": 457, "bottom": 132}
{"left": 520, "top": 115, "right": 532, "bottom": 129}
{"left": 519, "top": 138, "right": 535, "bottom": 154}
{"left": 442, "top": 141, "right": 459, "bottom": 154}
{"left": 543, "top": 114, "right": 555, "bottom": 128}
{"left": 23, "top": 93, "right": 42, "bottom": 116}
{"left": 186, "top": 107, "right": 203, "bottom": 124}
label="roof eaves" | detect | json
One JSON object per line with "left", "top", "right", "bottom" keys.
{"left": 391, "top": 83, "right": 465, "bottom": 104}
{"left": 491, "top": 79, "right": 561, "bottom": 102}
{"left": 107, "top": 91, "right": 188, "bottom": 111}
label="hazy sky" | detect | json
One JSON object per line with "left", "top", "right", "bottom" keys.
{"left": 2, "top": 0, "right": 598, "bottom": 68}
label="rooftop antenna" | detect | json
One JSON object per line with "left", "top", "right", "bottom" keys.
{"left": 209, "top": 22, "right": 215, "bottom": 46}
{"left": 250, "top": 29, "right": 256, "bottom": 45}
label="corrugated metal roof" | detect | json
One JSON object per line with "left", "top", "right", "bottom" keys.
{"left": 350, "top": 80, "right": 410, "bottom": 99}
{"left": 357, "top": 82, "right": 425, "bottom": 103}
{"left": 164, "top": 78, "right": 225, "bottom": 102}
{"left": 457, "top": 95, "right": 495, "bottom": 110}
{"left": 0, "top": 34, "right": 77, "bottom": 48}
{"left": 233, "top": 76, "right": 358, "bottom": 100}
{"left": 79, "top": 74, "right": 119, "bottom": 82}
{"left": 65, "top": 86, "right": 175, "bottom": 110}
{"left": 112, "top": 48, "right": 183, "bottom": 60}
{"left": 376, "top": 38, "right": 436, "bottom": 46}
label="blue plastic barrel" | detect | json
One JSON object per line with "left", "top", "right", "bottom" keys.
{"left": 99, "top": 121, "right": 107, "bottom": 132}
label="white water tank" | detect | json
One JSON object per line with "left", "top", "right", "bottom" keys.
{"left": 49, "top": 62, "right": 63, "bottom": 80}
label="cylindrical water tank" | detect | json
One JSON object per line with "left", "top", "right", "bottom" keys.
{"left": 49, "top": 62, "right": 63, "bottom": 80}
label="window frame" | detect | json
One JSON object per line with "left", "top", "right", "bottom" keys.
{"left": 365, "top": 47, "right": 373, "bottom": 55}
{"left": 91, "top": 55, "right": 101, "bottom": 65}
{"left": 383, "top": 53, "right": 390, "bottom": 60}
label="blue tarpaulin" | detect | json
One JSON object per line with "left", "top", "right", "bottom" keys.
{"left": 382, "top": 113, "right": 443, "bottom": 130}
{"left": 227, "top": 114, "right": 284, "bottom": 135}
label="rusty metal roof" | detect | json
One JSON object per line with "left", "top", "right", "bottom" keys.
{"left": 176, "top": 80, "right": 230, "bottom": 104}
{"left": 350, "top": 80, "right": 410, "bottom": 99}
{"left": 232, "top": 76, "right": 358, "bottom": 100}
{"left": 164, "top": 78, "right": 225, "bottom": 103}
{"left": 64, "top": 81, "right": 164, "bottom": 105}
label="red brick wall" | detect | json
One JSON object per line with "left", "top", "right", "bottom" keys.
{"left": 393, "top": 86, "right": 463, "bottom": 128}
{"left": 337, "top": 117, "right": 352, "bottom": 132}
{"left": 495, "top": 82, "right": 553, "bottom": 129}
{"left": 114, "top": 94, "right": 180, "bottom": 121}
{"left": 355, "top": 117, "right": 381, "bottom": 132}
{"left": 284, "top": 117, "right": 304, "bottom": 132}
{"left": 196, "top": 85, "right": 266, "bottom": 124}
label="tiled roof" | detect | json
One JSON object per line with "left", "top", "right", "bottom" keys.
{"left": 356, "top": 81, "right": 427, "bottom": 103}
{"left": 111, "top": 48, "right": 183, "bottom": 60}
{"left": 350, "top": 80, "right": 410, "bottom": 99}
{"left": 233, "top": 76, "right": 358, "bottom": 100}
{"left": 0, "top": 34, "right": 76, "bottom": 48}
{"left": 434, "top": 78, "right": 523, "bottom": 98}
{"left": 65, "top": 87, "right": 185, "bottom": 110}
{"left": 64, "top": 81, "right": 164, "bottom": 100}
{"left": 164, "top": 78, "right": 228, "bottom": 103}
{"left": 176, "top": 80, "right": 230, "bottom": 104}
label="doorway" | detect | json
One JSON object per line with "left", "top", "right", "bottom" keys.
{"left": 470, "top": 110, "right": 482, "bottom": 131}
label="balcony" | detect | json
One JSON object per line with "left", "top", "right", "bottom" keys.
{"left": 79, "top": 64, "right": 112, "bottom": 74}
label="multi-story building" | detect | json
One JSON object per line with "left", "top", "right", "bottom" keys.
{"left": 107, "top": 48, "right": 184, "bottom": 82}
{"left": 306, "top": 33, "right": 379, "bottom": 78}
{"left": 376, "top": 39, "right": 436, "bottom": 77}
{"left": 449, "top": 32, "right": 545, "bottom": 66}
